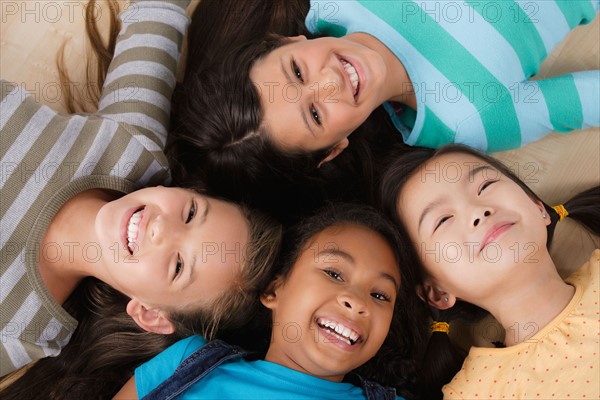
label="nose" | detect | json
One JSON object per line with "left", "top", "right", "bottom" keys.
{"left": 149, "top": 214, "right": 181, "bottom": 246}
{"left": 473, "top": 209, "right": 492, "bottom": 227}
{"left": 315, "top": 64, "right": 343, "bottom": 101}
{"left": 338, "top": 291, "right": 369, "bottom": 316}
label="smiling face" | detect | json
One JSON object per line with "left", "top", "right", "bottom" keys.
{"left": 94, "top": 187, "right": 248, "bottom": 310}
{"left": 397, "top": 152, "right": 550, "bottom": 305}
{"left": 250, "top": 35, "right": 391, "bottom": 155}
{"left": 262, "top": 224, "right": 400, "bottom": 382}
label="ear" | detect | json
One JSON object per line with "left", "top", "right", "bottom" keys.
{"left": 534, "top": 199, "right": 551, "bottom": 226}
{"left": 260, "top": 276, "right": 285, "bottom": 310}
{"left": 416, "top": 279, "right": 456, "bottom": 310}
{"left": 287, "top": 34, "right": 307, "bottom": 43}
{"left": 318, "top": 138, "right": 350, "bottom": 167}
{"left": 126, "top": 299, "right": 176, "bottom": 335}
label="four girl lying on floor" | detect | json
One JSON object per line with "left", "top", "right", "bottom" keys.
{"left": 0, "top": 0, "right": 598, "bottom": 399}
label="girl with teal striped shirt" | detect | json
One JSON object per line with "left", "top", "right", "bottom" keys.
{"left": 166, "top": 0, "right": 599, "bottom": 211}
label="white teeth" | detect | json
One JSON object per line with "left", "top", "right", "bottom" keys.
{"left": 127, "top": 210, "right": 142, "bottom": 253}
{"left": 341, "top": 59, "right": 359, "bottom": 96}
{"left": 317, "top": 318, "right": 360, "bottom": 345}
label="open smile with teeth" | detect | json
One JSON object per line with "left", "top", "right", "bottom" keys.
{"left": 126, "top": 208, "right": 144, "bottom": 254}
{"left": 341, "top": 59, "right": 359, "bottom": 98}
{"left": 317, "top": 317, "right": 361, "bottom": 346}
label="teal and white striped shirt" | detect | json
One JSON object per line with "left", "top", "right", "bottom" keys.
{"left": 307, "top": 0, "right": 599, "bottom": 152}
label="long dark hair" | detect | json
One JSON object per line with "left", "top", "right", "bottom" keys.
{"left": 62, "top": 0, "right": 407, "bottom": 223}
{"left": 184, "top": 0, "right": 311, "bottom": 75}
{"left": 167, "top": 0, "right": 407, "bottom": 223}
{"left": 379, "top": 144, "right": 600, "bottom": 399}
{"left": 0, "top": 279, "right": 179, "bottom": 399}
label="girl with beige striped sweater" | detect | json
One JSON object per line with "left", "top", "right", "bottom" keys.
{"left": 0, "top": 0, "right": 281, "bottom": 384}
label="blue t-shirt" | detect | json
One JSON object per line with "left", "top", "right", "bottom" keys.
{"left": 136, "top": 335, "right": 403, "bottom": 399}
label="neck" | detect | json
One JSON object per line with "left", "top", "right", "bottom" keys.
{"left": 264, "top": 340, "right": 345, "bottom": 383}
{"left": 482, "top": 256, "right": 575, "bottom": 346}
{"left": 345, "top": 32, "right": 416, "bottom": 109}
{"left": 39, "top": 189, "right": 115, "bottom": 304}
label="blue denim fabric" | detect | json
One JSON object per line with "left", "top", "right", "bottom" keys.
{"left": 142, "top": 339, "right": 247, "bottom": 400}
{"left": 142, "top": 339, "right": 397, "bottom": 400}
{"left": 346, "top": 373, "right": 397, "bottom": 400}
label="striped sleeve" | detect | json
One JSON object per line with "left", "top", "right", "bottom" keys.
{"left": 98, "top": 0, "right": 190, "bottom": 150}
{"left": 519, "top": 71, "right": 599, "bottom": 145}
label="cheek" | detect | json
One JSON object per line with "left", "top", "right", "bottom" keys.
{"left": 131, "top": 261, "right": 153, "bottom": 282}
{"left": 376, "top": 307, "right": 394, "bottom": 328}
{"left": 371, "top": 309, "right": 394, "bottom": 344}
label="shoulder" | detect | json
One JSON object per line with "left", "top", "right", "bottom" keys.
{"left": 146, "top": 335, "right": 206, "bottom": 368}
{"left": 566, "top": 249, "right": 600, "bottom": 287}
{"left": 135, "top": 335, "right": 206, "bottom": 397}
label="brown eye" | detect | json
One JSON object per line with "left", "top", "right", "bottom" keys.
{"left": 323, "top": 268, "right": 343, "bottom": 281}
{"left": 292, "top": 60, "right": 303, "bottom": 82}
{"left": 371, "top": 292, "right": 391, "bottom": 302}
{"left": 310, "top": 105, "right": 321, "bottom": 125}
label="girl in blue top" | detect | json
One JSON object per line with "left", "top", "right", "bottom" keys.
{"left": 115, "top": 204, "right": 428, "bottom": 400}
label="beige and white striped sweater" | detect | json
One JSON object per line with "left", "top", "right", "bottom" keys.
{"left": 0, "top": 0, "right": 190, "bottom": 376}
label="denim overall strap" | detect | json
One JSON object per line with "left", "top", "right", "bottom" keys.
{"left": 141, "top": 339, "right": 248, "bottom": 400}
{"left": 347, "top": 373, "right": 398, "bottom": 400}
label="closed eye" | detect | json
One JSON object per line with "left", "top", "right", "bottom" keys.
{"left": 434, "top": 215, "right": 452, "bottom": 231}
{"left": 186, "top": 200, "right": 196, "bottom": 224}
{"left": 478, "top": 180, "right": 497, "bottom": 195}
{"left": 174, "top": 254, "right": 183, "bottom": 280}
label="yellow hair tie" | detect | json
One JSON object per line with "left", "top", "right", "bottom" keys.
{"left": 552, "top": 204, "right": 569, "bottom": 222}
{"left": 431, "top": 321, "right": 450, "bottom": 334}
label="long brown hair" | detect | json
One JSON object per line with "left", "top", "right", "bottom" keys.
{"left": 0, "top": 279, "right": 175, "bottom": 399}
{"left": 58, "top": 0, "right": 120, "bottom": 113}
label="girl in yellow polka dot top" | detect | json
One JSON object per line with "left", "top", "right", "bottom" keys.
{"left": 380, "top": 144, "right": 599, "bottom": 400}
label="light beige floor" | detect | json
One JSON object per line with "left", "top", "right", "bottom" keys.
{"left": 1, "top": 2, "right": 599, "bottom": 349}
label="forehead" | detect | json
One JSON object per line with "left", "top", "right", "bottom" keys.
{"left": 406, "top": 152, "right": 500, "bottom": 190}
{"left": 196, "top": 199, "right": 249, "bottom": 264}
{"left": 300, "top": 224, "right": 400, "bottom": 277}
{"left": 398, "top": 153, "right": 497, "bottom": 213}
{"left": 250, "top": 55, "right": 316, "bottom": 151}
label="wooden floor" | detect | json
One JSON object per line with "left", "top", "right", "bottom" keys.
{"left": 2, "top": 1, "right": 599, "bottom": 350}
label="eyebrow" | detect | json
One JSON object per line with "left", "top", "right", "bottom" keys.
{"left": 417, "top": 198, "right": 444, "bottom": 233}
{"left": 280, "top": 57, "right": 315, "bottom": 137}
{"left": 469, "top": 165, "right": 495, "bottom": 181}
{"left": 317, "top": 248, "right": 400, "bottom": 290}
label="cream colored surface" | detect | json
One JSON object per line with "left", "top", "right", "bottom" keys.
{"left": 0, "top": 0, "right": 200, "bottom": 112}
{"left": 1, "top": 1, "right": 599, "bottom": 350}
